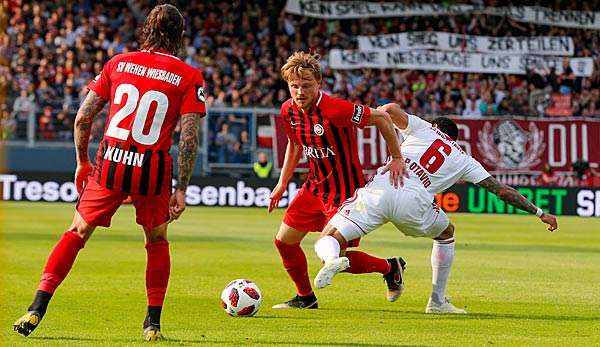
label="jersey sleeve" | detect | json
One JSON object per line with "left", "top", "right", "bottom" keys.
{"left": 461, "top": 157, "right": 492, "bottom": 184}
{"left": 280, "top": 104, "right": 299, "bottom": 144}
{"left": 399, "top": 114, "right": 431, "bottom": 137}
{"left": 180, "top": 70, "right": 207, "bottom": 116}
{"left": 328, "top": 97, "right": 371, "bottom": 129}
{"left": 87, "top": 59, "right": 113, "bottom": 100}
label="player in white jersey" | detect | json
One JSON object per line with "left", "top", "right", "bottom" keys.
{"left": 313, "top": 103, "right": 558, "bottom": 314}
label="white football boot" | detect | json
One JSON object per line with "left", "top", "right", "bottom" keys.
{"left": 314, "top": 257, "right": 350, "bottom": 289}
{"left": 425, "top": 297, "right": 467, "bottom": 314}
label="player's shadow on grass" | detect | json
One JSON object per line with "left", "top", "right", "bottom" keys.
{"left": 329, "top": 308, "right": 597, "bottom": 322}
{"left": 463, "top": 312, "right": 598, "bottom": 322}
{"left": 461, "top": 243, "right": 600, "bottom": 254}
{"left": 28, "top": 335, "right": 428, "bottom": 346}
{"left": 5, "top": 232, "right": 245, "bottom": 245}
{"left": 29, "top": 336, "right": 102, "bottom": 342}
{"left": 250, "top": 315, "right": 315, "bottom": 319}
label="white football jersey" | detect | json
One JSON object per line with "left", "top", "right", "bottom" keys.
{"left": 398, "top": 114, "right": 491, "bottom": 196}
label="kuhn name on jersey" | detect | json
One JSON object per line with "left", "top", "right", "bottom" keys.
{"left": 116, "top": 62, "right": 182, "bottom": 87}
{"left": 104, "top": 145, "right": 145, "bottom": 167}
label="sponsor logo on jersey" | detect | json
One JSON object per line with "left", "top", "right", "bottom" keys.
{"left": 302, "top": 145, "right": 336, "bottom": 159}
{"left": 314, "top": 124, "right": 324, "bottom": 136}
{"left": 477, "top": 120, "right": 545, "bottom": 170}
{"left": 352, "top": 105, "right": 364, "bottom": 124}
{"left": 196, "top": 86, "right": 206, "bottom": 102}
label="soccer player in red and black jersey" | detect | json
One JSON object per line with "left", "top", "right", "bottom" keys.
{"left": 269, "top": 52, "right": 408, "bottom": 309}
{"left": 13, "top": 5, "right": 204, "bottom": 341}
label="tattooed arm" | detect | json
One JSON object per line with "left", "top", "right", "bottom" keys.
{"left": 170, "top": 113, "right": 202, "bottom": 221}
{"left": 477, "top": 176, "right": 558, "bottom": 231}
{"left": 176, "top": 113, "right": 202, "bottom": 191}
{"left": 73, "top": 91, "right": 107, "bottom": 193}
{"left": 477, "top": 176, "right": 537, "bottom": 214}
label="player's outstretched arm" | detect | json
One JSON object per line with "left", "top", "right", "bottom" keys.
{"left": 377, "top": 103, "right": 409, "bottom": 130}
{"left": 476, "top": 176, "right": 558, "bottom": 232}
{"left": 74, "top": 90, "right": 107, "bottom": 193}
{"left": 170, "top": 113, "right": 201, "bottom": 221}
{"left": 269, "top": 139, "right": 301, "bottom": 213}
{"left": 368, "top": 107, "right": 407, "bottom": 188}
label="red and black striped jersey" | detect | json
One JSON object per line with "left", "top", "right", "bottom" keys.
{"left": 87, "top": 50, "right": 206, "bottom": 195}
{"left": 280, "top": 92, "right": 371, "bottom": 206}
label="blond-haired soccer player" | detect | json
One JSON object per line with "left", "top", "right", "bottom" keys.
{"left": 268, "top": 52, "right": 409, "bottom": 308}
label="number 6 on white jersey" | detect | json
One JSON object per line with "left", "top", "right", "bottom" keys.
{"left": 106, "top": 83, "right": 169, "bottom": 146}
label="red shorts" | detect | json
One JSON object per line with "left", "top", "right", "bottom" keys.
{"left": 283, "top": 187, "right": 360, "bottom": 247}
{"left": 77, "top": 179, "right": 170, "bottom": 230}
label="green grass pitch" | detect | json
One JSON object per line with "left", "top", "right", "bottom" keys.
{"left": 1, "top": 202, "right": 599, "bottom": 346}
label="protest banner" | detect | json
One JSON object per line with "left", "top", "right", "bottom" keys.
{"left": 328, "top": 49, "right": 594, "bottom": 76}
{"left": 285, "top": 1, "right": 600, "bottom": 30}
{"left": 357, "top": 32, "right": 574, "bottom": 56}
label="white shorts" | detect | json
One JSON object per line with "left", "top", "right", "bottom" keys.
{"left": 329, "top": 173, "right": 449, "bottom": 241}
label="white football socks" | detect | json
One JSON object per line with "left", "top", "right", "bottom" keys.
{"left": 430, "top": 237, "right": 455, "bottom": 304}
{"left": 314, "top": 236, "right": 341, "bottom": 262}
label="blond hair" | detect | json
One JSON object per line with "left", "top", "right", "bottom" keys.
{"left": 281, "top": 51, "right": 322, "bottom": 82}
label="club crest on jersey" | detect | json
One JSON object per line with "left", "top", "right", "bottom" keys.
{"left": 477, "top": 120, "right": 545, "bottom": 170}
{"left": 196, "top": 86, "right": 206, "bottom": 102}
{"left": 352, "top": 105, "right": 364, "bottom": 124}
{"left": 314, "top": 124, "right": 324, "bottom": 136}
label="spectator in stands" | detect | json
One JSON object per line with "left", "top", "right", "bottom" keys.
{"left": 462, "top": 89, "right": 482, "bottom": 117}
{"left": 54, "top": 110, "right": 72, "bottom": 141}
{"left": 572, "top": 160, "right": 599, "bottom": 187}
{"left": 233, "top": 129, "right": 252, "bottom": 163}
{"left": 214, "top": 123, "right": 238, "bottom": 163}
{"left": 479, "top": 92, "right": 498, "bottom": 115}
{"left": 38, "top": 106, "right": 54, "bottom": 140}
{"left": 11, "top": 89, "right": 36, "bottom": 139}
{"left": 559, "top": 59, "right": 577, "bottom": 95}
{"left": 253, "top": 151, "right": 273, "bottom": 179}
{"left": 1, "top": 103, "right": 13, "bottom": 140}
{"left": 423, "top": 94, "right": 442, "bottom": 116}
{"left": 541, "top": 164, "right": 559, "bottom": 186}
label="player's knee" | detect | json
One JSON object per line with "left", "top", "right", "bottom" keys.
{"left": 70, "top": 226, "right": 93, "bottom": 243}
{"left": 145, "top": 224, "right": 168, "bottom": 244}
{"left": 320, "top": 223, "right": 337, "bottom": 237}
{"left": 274, "top": 237, "right": 297, "bottom": 248}
{"left": 146, "top": 233, "right": 168, "bottom": 244}
{"left": 435, "top": 223, "right": 455, "bottom": 240}
{"left": 68, "top": 218, "right": 94, "bottom": 242}
{"left": 332, "top": 231, "right": 348, "bottom": 248}
{"left": 275, "top": 223, "right": 305, "bottom": 245}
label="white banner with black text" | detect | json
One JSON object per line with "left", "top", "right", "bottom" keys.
{"left": 285, "top": 1, "right": 600, "bottom": 30}
{"left": 357, "top": 32, "right": 574, "bottom": 56}
{"left": 328, "top": 49, "right": 594, "bottom": 76}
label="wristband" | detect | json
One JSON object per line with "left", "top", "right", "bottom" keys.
{"left": 535, "top": 208, "right": 544, "bottom": 217}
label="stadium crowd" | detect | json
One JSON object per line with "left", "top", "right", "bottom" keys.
{"left": 2, "top": 0, "right": 600, "bottom": 148}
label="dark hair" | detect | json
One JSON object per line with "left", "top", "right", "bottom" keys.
{"left": 140, "top": 4, "right": 184, "bottom": 54}
{"left": 431, "top": 117, "right": 459, "bottom": 140}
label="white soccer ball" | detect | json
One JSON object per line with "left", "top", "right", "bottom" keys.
{"left": 220, "top": 279, "right": 262, "bottom": 317}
